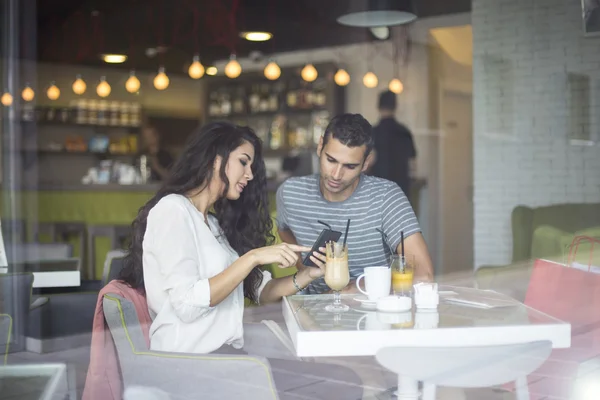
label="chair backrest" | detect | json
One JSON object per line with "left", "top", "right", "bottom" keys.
{"left": 376, "top": 340, "right": 552, "bottom": 388}
{"left": 102, "top": 250, "right": 128, "bottom": 287}
{"left": 0, "top": 314, "right": 13, "bottom": 365}
{"left": 4, "top": 242, "right": 73, "bottom": 263}
{"left": 0, "top": 273, "right": 34, "bottom": 357}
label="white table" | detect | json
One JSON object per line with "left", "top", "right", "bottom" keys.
{"left": 282, "top": 286, "right": 571, "bottom": 399}
{"left": 0, "top": 258, "right": 81, "bottom": 288}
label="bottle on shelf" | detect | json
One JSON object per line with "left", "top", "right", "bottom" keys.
{"left": 119, "top": 102, "right": 130, "bottom": 126}
{"left": 87, "top": 100, "right": 98, "bottom": 125}
{"left": 109, "top": 101, "right": 120, "bottom": 126}
{"left": 130, "top": 103, "right": 142, "bottom": 127}
{"left": 98, "top": 100, "right": 108, "bottom": 125}
{"left": 286, "top": 80, "right": 298, "bottom": 110}
{"left": 269, "top": 115, "right": 286, "bottom": 150}
{"left": 220, "top": 89, "right": 232, "bottom": 116}
{"left": 232, "top": 87, "right": 246, "bottom": 114}
{"left": 249, "top": 84, "right": 260, "bottom": 113}
{"left": 76, "top": 99, "right": 87, "bottom": 124}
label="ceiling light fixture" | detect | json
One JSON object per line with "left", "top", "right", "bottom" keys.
{"left": 206, "top": 66, "right": 217, "bottom": 76}
{"left": 388, "top": 78, "right": 404, "bottom": 94}
{"left": 363, "top": 71, "right": 378, "bottom": 88}
{"left": 47, "top": 82, "right": 60, "bottom": 100}
{"left": 301, "top": 64, "right": 318, "bottom": 82}
{"left": 96, "top": 76, "right": 111, "bottom": 98}
{"left": 102, "top": 54, "right": 127, "bottom": 64}
{"left": 264, "top": 60, "right": 281, "bottom": 80}
{"left": 188, "top": 55, "right": 205, "bottom": 79}
{"left": 337, "top": 0, "right": 417, "bottom": 27}
{"left": 125, "top": 70, "right": 141, "bottom": 93}
{"left": 225, "top": 55, "right": 242, "bottom": 79}
{"left": 334, "top": 69, "right": 351, "bottom": 86}
{"left": 22, "top": 84, "right": 35, "bottom": 102}
{"left": 1, "top": 91, "right": 13, "bottom": 106}
{"left": 240, "top": 31, "right": 273, "bottom": 42}
{"left": 72, "top": 75, "right": 86, "bottom": 95}
{"left": 153, "top": 67, "right": 170, "bottom": 90}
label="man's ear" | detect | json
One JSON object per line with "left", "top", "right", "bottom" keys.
{"left": 362, "top": 150, "right": 375, "bottom": 172}
{"left": 316, "top": 136, "right": 324, "bottom": 155}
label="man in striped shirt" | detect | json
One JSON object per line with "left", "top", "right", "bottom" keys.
{"left": 276, "top": 113, "right": 433, "bottom": 294}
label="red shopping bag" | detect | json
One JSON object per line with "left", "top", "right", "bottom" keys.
{"left": 512, "top": 257, "right": 600, "bottom": 398}
{"left": 525, "top": 258, "right": 600, "bottom": 361}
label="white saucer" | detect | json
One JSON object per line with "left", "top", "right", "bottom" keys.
{"left": 353, "top": 296, "right": 378, "bottom": 309}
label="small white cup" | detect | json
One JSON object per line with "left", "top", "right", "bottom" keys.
{"left": 356, "top": 312, "right": 391, "bottom": 331}
{"left": 356, "top": 267, "right": 391, "bottom": 301}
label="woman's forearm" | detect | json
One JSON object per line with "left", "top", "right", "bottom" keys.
{"left": 259, "top": 268, "right": 314, "bottom": 304}
{"left": 208, "top": 252, "right": 257, "bottom": 306}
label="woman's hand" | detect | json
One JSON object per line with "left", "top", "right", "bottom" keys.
{"left": 249, "top": 243, "right": 312, "bottom": 268}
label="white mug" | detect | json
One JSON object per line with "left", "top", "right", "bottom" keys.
{"left": 356, "top": 267, "right": 391, "bottom": 301}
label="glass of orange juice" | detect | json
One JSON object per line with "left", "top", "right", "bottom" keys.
{"left": 391, "top": 255, "right": 415, "bottom": 296}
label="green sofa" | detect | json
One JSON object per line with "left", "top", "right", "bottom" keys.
{"left": 476, "top": 203, "right": 600, "bottom": 300}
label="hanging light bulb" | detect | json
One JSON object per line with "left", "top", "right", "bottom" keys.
{"left": 264, "top": 60, "right": 281, "bottom": 80}
{"left": 47, "top": 82, "right": 60, "bottom": 100}
{"left": 363, "top": 71, "right": 378, "bottom": 88}
{"left": 188, "top": 55, "right": 205, "bottom": 79}
{"left": 72, "top": 75, "right": 86, "bottom": 95}
{"left": 301, "top": 63, "right": 318, "bottom": 82}
{"left": 225, "top": 55, "right": 242, "bottom": 79}
{"left": 1, "top": 91, "right": 13, "bottom": 106}
{"left": 96, "top": 76, "right": 111, "bottom": 98}
{"left": 22, "top": 85, "right": 35, "bottom": 102}
{"left": 334, "top": 69, "right": 350, "bottom": 86}
{"left": 153, "top": 67, "right": 170, "bottom": 90}
{"left": 125, "top": 70, "right": 141, "bottom": 93}
{"left": 388, "top": 78, "right": 404, "bottom": 94}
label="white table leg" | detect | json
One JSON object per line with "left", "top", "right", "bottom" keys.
{"left": 421, "top": 382, "right": 436, "bottom": 400}
{"left": 515, "top": 376, "right": 530, "bottom": 400}
{"left": 396, "top": 375, "right": 419, "bottom": 399}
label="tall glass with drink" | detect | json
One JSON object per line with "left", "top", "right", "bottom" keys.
{"left": 391, "top": 254, "right": 415, "bottom": 296}
{"left": 325, "top": 241, "right": 350, "bottom": 312}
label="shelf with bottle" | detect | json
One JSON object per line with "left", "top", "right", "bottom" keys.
{"left": 207, "top": 77, "right": 329, "bottom": 120}
{"left": 19, "top": 99, "right": 143, "bottom": 129}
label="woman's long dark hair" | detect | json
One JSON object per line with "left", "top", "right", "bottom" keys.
{"left": 119, "top": 122, "right": 274, "bottom": 303}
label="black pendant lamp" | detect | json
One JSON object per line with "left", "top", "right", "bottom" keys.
{"left": 336, "top": 0, "right": 417, "bottom": 27}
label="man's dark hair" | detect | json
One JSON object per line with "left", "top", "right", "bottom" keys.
{"left": 378, "top": 90, "right": 397, "bottom": 111}
{"left": 322, "top": 113, "right": 374, "bottom": 158}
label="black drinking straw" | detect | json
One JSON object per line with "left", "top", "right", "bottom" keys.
{"left": 401, "top": 230, "right": 405, "bottom": 258}
{"left": 342, "top": 219, "right": 351, "bottom": 247}
{"left": 400, "top": 230, "right": 405, "bottom": 273}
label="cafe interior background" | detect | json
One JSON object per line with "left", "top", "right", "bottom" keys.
{"left": 0, "top": 0, "right": 599, "bottom": 397}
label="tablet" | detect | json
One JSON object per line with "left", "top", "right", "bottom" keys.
{"left": 302, "top": 229, "right": 342, "bottom": 267}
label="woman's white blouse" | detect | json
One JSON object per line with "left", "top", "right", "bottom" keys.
{"left": 143, "top": 194, "right": 272, "bottom": 354}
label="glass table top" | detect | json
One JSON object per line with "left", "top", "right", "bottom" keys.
{"left": 286, "top": 286, "right": 564, "bottom": 332}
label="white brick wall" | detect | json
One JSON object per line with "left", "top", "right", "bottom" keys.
{"left": 473, "top": 0, "right": 600, "bottom": 267}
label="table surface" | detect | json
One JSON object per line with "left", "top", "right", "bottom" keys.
{"left": 282, "top": 286, "right": 571, "bottom": 358}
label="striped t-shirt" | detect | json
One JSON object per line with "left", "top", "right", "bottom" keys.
{"left": 276, "top": 174, "right": 421, "bottom": 294}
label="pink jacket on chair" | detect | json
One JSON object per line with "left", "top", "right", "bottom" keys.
{"left": 82, "top": 280, "right": 152, "bottom": 400}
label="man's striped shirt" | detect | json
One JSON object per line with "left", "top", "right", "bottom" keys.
{"left": 276, "top": 174, "right": 421, "bottom": 294}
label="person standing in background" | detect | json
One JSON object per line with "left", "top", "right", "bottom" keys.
{"left": 371, "top": 90, "right": 417, "bottom": 199}
{"left": 139, "top": 124, "right": 174, "bottom": 181}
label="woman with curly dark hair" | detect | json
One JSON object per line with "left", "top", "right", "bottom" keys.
{"left": 118, "top": 121, "right": 326, "bottom": 354}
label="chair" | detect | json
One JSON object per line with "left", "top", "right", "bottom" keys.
{"left": 24, "top": 249, "right": 126, "bottom": 354}
{"left": 376, "top": 341, "right": 552, "bottom": 400}
{"left": 87, "top": 225, "right": 130, "bottom": 281}
{"left": 1, "top": 219, "right": 27, "bottom": 243}
{"left": 103, "top": 295, "right": 279, "bottom": 400}
{"left": 1, "top": 314, "right": 12, "bottom": 365}
{"left": 0, "top": 273, "right": 37, "bottom": 354}
{"left": 101, "top": 249, "right": 127, "bottom": 287}
{"left": 37, "top": 222, "right": 86, "bottom": 276}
